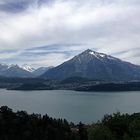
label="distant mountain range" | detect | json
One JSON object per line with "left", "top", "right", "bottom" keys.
{"left": 0, "top": 64, "right": 52, "bottom": 78}
{"left": 41, "top": 49, "right": 140, "bottom": 81}
{"left": 0, "top": 64, "right": 32, "bottom": 78}
{"left": 0, "top": 49, "right": 140, "bottom": 81}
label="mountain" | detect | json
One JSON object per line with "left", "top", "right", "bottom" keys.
{"left": 0, "top": 64, "right": 33, "bottom": 78}
{"left": 0, "top": 63, "right": 9, "bottom": 71}
{"left": 33, "top": 66, "right": 53, "bottom": 76}
{"left": 41, "top": 49, "right": 140, "bottom": 81}
{"left": 0, "top": 63, "right": 53, "bottom": 78}
{"left": 21, "top": 64, "right": 35, "bottom": 72}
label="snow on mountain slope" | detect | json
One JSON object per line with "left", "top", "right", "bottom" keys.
{"left": 41, "top": 49, "right": 140, "bottom": 81}
{"left": 88, "top": 50, "right": 117, "bottom": 60}
{"left": 21, "top": 64, "right": 35, "bottom": 72}
{"left": 0, "top": 63, "right": 34, "bottom": 77}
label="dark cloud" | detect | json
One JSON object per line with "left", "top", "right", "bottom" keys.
{"left": 0, "top": 0, "right": 35, "bottom": 13}
{"left": 0, "top": 0, "right": 55, "bottom": 13}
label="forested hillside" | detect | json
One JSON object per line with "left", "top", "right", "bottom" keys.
{"left": 0, "top": 106, "right": 140, "bottom": 140}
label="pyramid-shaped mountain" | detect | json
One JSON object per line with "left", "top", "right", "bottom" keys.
{"left": 41, "top": 49, "right": 140, "bottom": 81}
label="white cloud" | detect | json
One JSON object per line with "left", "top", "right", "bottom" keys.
{"left": 0, "top": 50, "right": 21, "bottom": 59}
{"left": 21, "top": 52, "right": 72, "bottom": 67}
{"left": 0, "top": 0, "right": 140, "bottom": 66}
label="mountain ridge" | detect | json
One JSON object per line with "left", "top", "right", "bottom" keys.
{"left": 0, "top": 63, "right": 53, "bottom": 78}
{"left": 41, "top": 49, "right": 140, "bottom": 81}
{"left": 0, "top": 49, "right": 140, "bottom": 80}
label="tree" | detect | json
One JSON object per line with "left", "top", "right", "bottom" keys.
{"left": 78, "top": 122, "right": 88, "bottom": 140}
{"left": 88, "top": 124, "right": 115, "bottom": 140}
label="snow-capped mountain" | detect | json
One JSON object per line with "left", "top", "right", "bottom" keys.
{"left": 41, "top": 49, "right": 140, "bottom": 81}
{"left": 0, "top": 63, "right": 54, "bottom": 78}
{"left": 0, "top": 63, "right": 34, "bottom": 78}
{"left": 1, "top": 49, "right": 140, "bottom": 80}
{"left": 21, "top": 64, "right": 35, "bottom": 72}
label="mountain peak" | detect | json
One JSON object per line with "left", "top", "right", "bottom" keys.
{"left": 80, "top": 49, "right": 118, "bottom": 61}
{"left": 41, "top": 49, "right": 140, "bottom": 80}
{"left": 82, "top": 49, "right": 102, "bottom": 55}
{"left": 84, "top": 49, "right": 93, "bottom": 52}
{"left": 82, "top": 49, "right": 96, "bottom": 55}
{"left": 21, "top": 64, "right": 35, "bottom": 72}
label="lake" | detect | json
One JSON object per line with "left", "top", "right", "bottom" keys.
{"left": 0, "top": 89, "right": 140, "bottom": 123}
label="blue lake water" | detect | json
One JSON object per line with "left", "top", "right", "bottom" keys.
{"left": 0, "top": 89, "right": 140, "bottom": 123}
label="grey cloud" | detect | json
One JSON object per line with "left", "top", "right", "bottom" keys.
{"left": 0, "top": 0, "right": 140, "bottom": 66}
{"left": 0, "top": 0, "right": 55, "bottom": 13}
{"left": 0, "top": 0, "right": 34, "bottom": 13}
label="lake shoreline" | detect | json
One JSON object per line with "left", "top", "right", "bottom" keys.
{"left": 8, "top": 81, "right": 140, "bottom": 92}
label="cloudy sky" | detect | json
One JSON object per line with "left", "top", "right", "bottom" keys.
{"left": 0, "top": 0, "right": 140, "bottom": 67}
